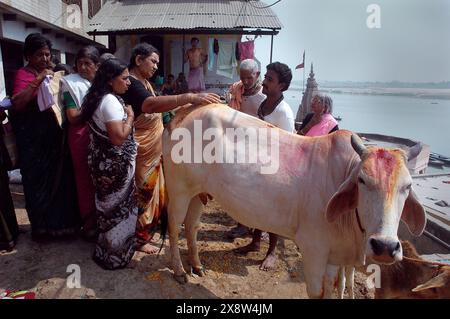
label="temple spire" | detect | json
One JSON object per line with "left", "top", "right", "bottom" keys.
{"left": 295, "top": 63, "right": 319, "bottom": 127}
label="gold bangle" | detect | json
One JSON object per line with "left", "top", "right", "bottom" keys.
{"left": 175, "top": 95, "right": 179, "bottom": 107}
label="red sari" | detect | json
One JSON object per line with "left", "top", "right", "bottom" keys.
{"left": 62, "top": 74, "right": 96, "bottom": 233}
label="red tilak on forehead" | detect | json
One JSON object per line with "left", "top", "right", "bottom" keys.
{"left": 374, "top": 149, "right": 396, "bottom": 175}
{"left": 363, "top": 149, "right": 403, "bottom": 206}
{"left": 364, "top": 149, "right": 398, "bottom": 177}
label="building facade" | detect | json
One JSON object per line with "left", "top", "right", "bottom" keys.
{"left": 0, "top": 0, "right": 105, "bottom": 98}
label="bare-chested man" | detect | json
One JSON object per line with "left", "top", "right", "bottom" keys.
{"left": 184, "top": 37, "right": 207, "bottom": 93}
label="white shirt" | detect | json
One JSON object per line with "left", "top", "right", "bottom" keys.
{"left": 92, "top": 94, "right": 126, "bottom": 131}
{"left": 240, "top": 88, "right": 266, "bottom": 118}
{"left": 262, "top": 100, "right": 295, "bottom": 133}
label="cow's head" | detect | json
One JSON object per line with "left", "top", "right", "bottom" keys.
{"left": 326, "top": 134, "right": 426, "bottom": 265}
{"left": 412, "top": 266, "right": 450, "bottom": 299}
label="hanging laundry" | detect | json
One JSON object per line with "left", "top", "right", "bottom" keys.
{"left": 208, "top": 38, "right": 215, "bottom": 71}
{"left": 217, "top": 40, "right": 238, "bottom": 79}
{"left": 239, "top": 40, "right": 255, "bottom": 60}
{"left": 214, "top": 38, "right": 219, "bottom": 55}
{"left": 235, "top": 42, "right": 241, "bottom": 61}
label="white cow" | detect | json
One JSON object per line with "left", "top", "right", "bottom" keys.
{"left": 162, "top": 104, "right": 426, "bottom": 298}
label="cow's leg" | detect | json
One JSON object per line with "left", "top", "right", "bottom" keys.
{"left": 295, "top": 235, "right": 329, "bottom": 299}
{"left": 337, "top": 266, "right": 346, "bottom": 299}
{"left": 324, "top": 264, "right": 340, "bottom": 299}
{"left": 168, "top": 195, "right": 191, "bottom": 284}
{"left": 184, "top": 196, "right": 205, "bottom": 277}
{"left": 345, "top": 266, "right": 355, "bottom": 299}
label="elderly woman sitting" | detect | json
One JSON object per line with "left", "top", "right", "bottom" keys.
{"left": 298, "top": 93, "right": 339, "bottom": 136}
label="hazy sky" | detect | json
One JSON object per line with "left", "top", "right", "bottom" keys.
{"left": 254, "top": 0, "right": 450, "bottom": 83}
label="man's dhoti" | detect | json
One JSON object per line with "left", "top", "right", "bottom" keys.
{"left": 187, "top": 67, "right": 205, "bottom": 92}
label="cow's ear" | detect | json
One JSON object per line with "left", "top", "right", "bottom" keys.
{"left": 326, "top": 175, "right": 358, "bottom": 223}
{"left": 412, "top": 271, "right": 449, "bottom": 292}
{"left": 401, "top": 189, "right": 426, "bottom": 236}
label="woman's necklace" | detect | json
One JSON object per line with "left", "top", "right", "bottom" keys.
{"left": 257, "top": 95, "right": 284, "bottom": 120}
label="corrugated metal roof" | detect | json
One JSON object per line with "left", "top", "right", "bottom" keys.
{"left": 88, "top": 0, "right": 283, "bottom": 33}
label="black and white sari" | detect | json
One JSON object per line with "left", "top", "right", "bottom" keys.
{"left": 88, "top": 95, "right": 138, "bottom": 270}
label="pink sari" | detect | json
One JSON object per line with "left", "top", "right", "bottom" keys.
{"left": 13, "top": 68, "right": 37, "bottom": 96}
{"left": 306, "top": 114, "right": 338, "bottom": 137}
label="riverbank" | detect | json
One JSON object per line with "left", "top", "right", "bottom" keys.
{"left": 321, "top": 87, "right": 450, "bottom": 100}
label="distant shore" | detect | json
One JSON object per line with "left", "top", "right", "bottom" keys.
{"left": 289, "top": 86, "right": 450, "bottom": 100}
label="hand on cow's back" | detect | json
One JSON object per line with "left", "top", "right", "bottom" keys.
{"left": 191, "top": 93, "right": 221, "bottom": 106}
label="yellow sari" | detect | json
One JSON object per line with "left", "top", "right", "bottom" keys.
{"left": 133, "top": 79, "right": 167, "bottom": 244}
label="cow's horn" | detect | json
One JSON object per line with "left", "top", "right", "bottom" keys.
{"left": 407, "top": 142, "right": 422, "bottom": 161}
{"left": 351, "top": 134, "right": 367, "bottom": 157}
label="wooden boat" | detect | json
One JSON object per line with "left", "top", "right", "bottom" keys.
{"left": 399, "top": 173, "right": 450, "bottom": 254}
{"left": 430, "top": 152, "right": 450, "bottom": 166}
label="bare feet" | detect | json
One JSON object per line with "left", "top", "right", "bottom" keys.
{"left": 261, "top": 232, "right": 269, "bottom": 242}
{"left": 137, "top": 243, "right": 161, "bottom": 254}
{"left": 233, "top": 241, "right": 260, "bottom": 255}
{"left": 259, "top": 253, "right": 277, "bottom": 271}
{"left": 226, "top": 225, "right": 250, "bottom": 240}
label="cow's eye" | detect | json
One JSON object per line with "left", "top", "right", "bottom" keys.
{"left": 358, "top": 177, "right": 366, "bottom": 185}
{"left": 400, "top": 184, "right": 412, "bottom": 193}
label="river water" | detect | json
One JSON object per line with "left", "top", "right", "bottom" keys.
{"left": 286, "top": 90, "right": 450, "bottom": 159}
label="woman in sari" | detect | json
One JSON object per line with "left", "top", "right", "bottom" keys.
{"left": 11, "top": 33, "right": 79, "bottom": 241}
{"left": 121, "top": 43, "right": 220, "bottom": 254}
{"left": 81, "top": 58, "right": 136, "bottom": 270}
{"left": 297, "top": 93, "right": 339, "bottom": 136}
{"left": 0, "top": 109, "right": 19, "bottom": 251}
{"left": 61, "top": 46, "right": 100, "bottom": 241}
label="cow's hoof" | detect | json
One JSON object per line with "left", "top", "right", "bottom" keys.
{"left": 192, "top": 266, "right": 206, "bottom": 277}
{"left": 174, "top": 273, "right": 189, "bottom": 284}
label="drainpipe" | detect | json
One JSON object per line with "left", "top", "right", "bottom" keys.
{"left": 270, "top": 32, "right": 274, "bottom": 63}
{"left": 182, "top": 33, "right": 186, "bottom": 75}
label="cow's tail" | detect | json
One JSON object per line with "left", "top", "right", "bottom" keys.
{"left": 158, "top": 206, "right": 168, "bottom": 256}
